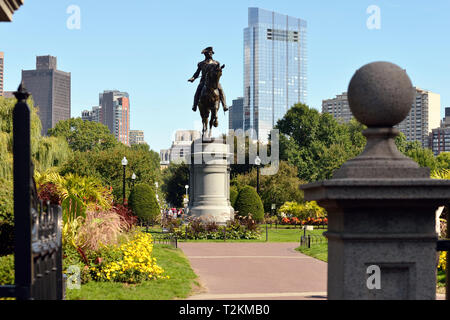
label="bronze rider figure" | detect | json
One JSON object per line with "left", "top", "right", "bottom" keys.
{"left": 188, "top": 47, "right": 228, "bottom": 113}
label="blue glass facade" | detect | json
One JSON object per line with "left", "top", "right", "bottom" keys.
{"left": 244, "top": 8, "right": 307, "bottom": 142}
{"left": 229, "top": 97, "right": 244, "bottom": 131}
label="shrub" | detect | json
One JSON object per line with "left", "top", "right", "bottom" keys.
{"left": 302, "top": 201, "right": 326, "bottom": 219}
{"left": 235, "top": 215, "right": 259, "bottom": 232}
{"left": 163, "top": 216, "right": 182, "bottom": 233}
{"left": 205, "top": 220, "right": 220, "bottom": 233}
{"left": 0, "top": 255, "right": 14, "bottom": 285}
{"left": 112, "top": 203, "right": 137, "bottom": 231}
{"left": 186, "top": 217, "right": 206, "bottom": 236}
{"left": 38, "top": 182, "right": 62, "bottom": 205}
{"left": 234, "top": 186, "right": 264, "bottom": 222}
{"left": 129, "top": 183, "right": 160, "bottom": 223}
{"left": 264, "top": 215, "right": 279, "bottom": 225}
{"left": 279, "top": 201, "right": 304, "bottom": 219}
{"left": 279, "top": 201, "right": 326, "bottom": 220}
{"left": 230, "top": 186, "right": 238, "bottom": 208}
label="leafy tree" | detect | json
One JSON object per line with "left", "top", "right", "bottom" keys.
{"left": 48, "top": 117, "right": 119, "bottom": 152}
{"left": 129, "top": 183, "right": 160, "bottom": 223}
{"left": 232, "top": 161, "right": 305, "bottom": 213}
{"left": 403, "top": 141, "right": 437, "bottom": 170}
{"left": 60, "top": 143, "right": 161, "bottom": 201}
{"left": 276, "top": 103, "right": 444, "bottom": 180}
{"left": 436, "top": 152, "right": 450, "bottom": 170}
{"left": 394, "top": 132, "right": 409, "bottom": 153}
{"left": 161, "top": 163, "right": 189, "bottom": 208}
{"left": 276, "top": 103, "right": 366, "bottom": 182}
{"left": 234, "top": 186, "right": 264, "bottom": 222}
{"left": 393, "top": 133, "right": 438, "bottom": 170}
{"left": 0, "top": 96, "right": 71, "bottom": 179}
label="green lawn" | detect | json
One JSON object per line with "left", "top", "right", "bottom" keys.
{"left": 437, "top": 270, "right": 446, "bottom": 290}
{"left": 296, "top": 243, "right": 328, "bottom": 262}
{"left": 263, "top": 225, "right": 326, "bottom": 242}
{"left": 66, "top": 244, "right": 200, "bottom": 300}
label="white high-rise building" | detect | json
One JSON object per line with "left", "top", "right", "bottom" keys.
{"left": 396, "top": 88, "right": 440, "bottom": 148}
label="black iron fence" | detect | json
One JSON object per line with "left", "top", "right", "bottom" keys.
{"left": 148, "top": 232, "right": 178, "bottom": 248}
{"left": 0, "top": 85, "right": 63, "bottom": 300}
{"left": 300, "top": 234, "right": 328, "bottom": 248}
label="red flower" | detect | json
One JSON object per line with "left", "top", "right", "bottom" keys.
{"left": 282, "top": 217, "right": 290, "bottom": 225}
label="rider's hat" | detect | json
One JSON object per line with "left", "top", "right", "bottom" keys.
{"left": 201, "top": 47, "right": 214, "bottom": 54}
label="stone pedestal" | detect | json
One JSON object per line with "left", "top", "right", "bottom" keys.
{"left": 188, "top": 138, "right": 234, "bottom": 224}
{"left": 301, "top": 62, "right": 450, "bottom": 300}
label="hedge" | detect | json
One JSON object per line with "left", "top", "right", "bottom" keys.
{"left": 230, "top": 186, "right": 238, "bottom": 208}
{"left": 234, "top": 185, "right": 264, "bottom": 222}
{"left": 128, "top": 183, "right": 160, "bottom": 223}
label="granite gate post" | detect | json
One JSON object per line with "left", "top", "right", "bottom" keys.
{"left": 301, "top": 62, "right": 450, "bottom": 300}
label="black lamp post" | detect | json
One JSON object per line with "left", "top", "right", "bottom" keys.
{"left": 121, "top": 157, "right": 128, "bottom": 204}
{"left": 255, "top": 155, "right": 261, "bottom": 195}
{"left": 131, "top": 172, "right": 136, "bottom": 189}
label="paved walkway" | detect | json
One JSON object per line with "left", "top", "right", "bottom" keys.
{"left": 178, "top": 242, "right": 327, "bottom": 300}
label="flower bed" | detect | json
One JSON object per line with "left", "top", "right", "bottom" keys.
{"left": 64, "top": 230, "right": 169, "bottom": 285}
{"left": 169, "top": 216, "right": 261, "bottom": 240}
{"left": 280, "top": 216, "right": 328, "bottom": 227}
{"left": 35, "top": 172, "right": 169, "bottom": 285}
{"left": 90, "top": 232, "right": 168, "bottom": 283}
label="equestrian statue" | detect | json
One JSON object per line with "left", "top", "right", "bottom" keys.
{"left": 188, "top": 47, "right": 228, "bottom": 139}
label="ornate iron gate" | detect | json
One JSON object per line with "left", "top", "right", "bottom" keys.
{"left": 0, "top": 85, "right": 63, "bottom": 300}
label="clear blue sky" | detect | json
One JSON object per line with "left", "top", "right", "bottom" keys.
{"left": 1, "top": 0, "right": 450, "bottom": 151}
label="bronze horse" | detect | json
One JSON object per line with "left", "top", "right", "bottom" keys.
{"left": 198, "top": 63, "right": 225, "bottom": 139}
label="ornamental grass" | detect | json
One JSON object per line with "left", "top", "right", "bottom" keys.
{"left": 76, "top": 210, "right": 126, "bottom": 252}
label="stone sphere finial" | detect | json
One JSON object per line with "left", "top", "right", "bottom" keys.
{"left": 348, "top": 61, "right": 414, "bottom": 127}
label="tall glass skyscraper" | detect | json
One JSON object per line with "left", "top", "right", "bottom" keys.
{"left": 244, "top": 7, "right": 307, "bottom": 142}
